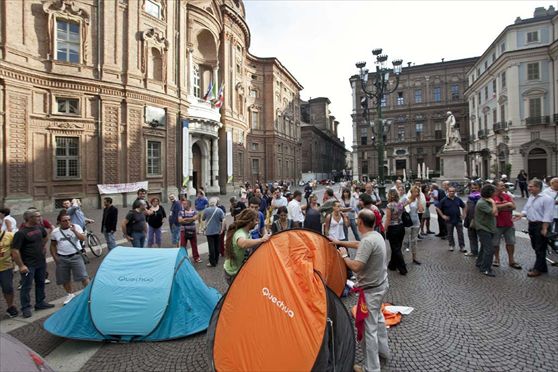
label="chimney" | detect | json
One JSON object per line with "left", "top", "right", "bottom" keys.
{"left": 334, "top": 121, "right": 339, "bottom": 137}
{"left": 533, "top": 7, "right": 546, "bottom": 18}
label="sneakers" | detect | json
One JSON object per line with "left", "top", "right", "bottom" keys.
{"left": 194, "top": 258, "right": 202, "bottom": 263}
{"left": 6, "top": 306, "right": 18, "bottom": 318}
{"left": 464, "top": 251, "right": 476, "bottom": 257}
{"left": 22, "top": 308, "right": 32, "bottom": 318}
{"left": 63, "top": 293, "right": 76, "bottom": 305}
{"left": 34, "top": 302, "right": 55, "bottom": 310}
{"left": 44, "top": 279, "right": 51, "bottom": 284}
{"left": 459, "top": 248, "right": 466, "bottom": 253}
{"left": 17, "top": 282, "right": 22, "bottom": 291}
{"left": 482, "top": 270, "right": 496, "bottom": 277}
{"left": 449, "top": 247, "right": 455, "bottom": 252}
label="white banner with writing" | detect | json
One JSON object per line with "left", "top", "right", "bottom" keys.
{"left": 97, "top": 181, "right": 149, "bottom": 195}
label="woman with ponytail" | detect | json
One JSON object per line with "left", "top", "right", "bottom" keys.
{"left": 223, "top": 209, "right": 271, "bottom": 285}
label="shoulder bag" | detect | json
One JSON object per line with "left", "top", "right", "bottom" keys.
{"left": 59, "top": 228, "right": 89, "bottom": 264}
{"left": 201, "top": 207, "right": 219, "bottom": 235}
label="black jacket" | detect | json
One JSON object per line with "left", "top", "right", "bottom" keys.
{"left": 101, "top": 205, "right": 118, "bottom": 232}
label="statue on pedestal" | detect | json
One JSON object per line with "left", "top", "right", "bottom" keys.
{"left": 444, "top": 111, "right": 462, "bottom": 150}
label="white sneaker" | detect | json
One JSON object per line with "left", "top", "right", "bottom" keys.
{"left": 63, "top": 293, "right": 76, "bottom": 305}
{"left": 44, "top": 279, "right": 51, "bottom": 284}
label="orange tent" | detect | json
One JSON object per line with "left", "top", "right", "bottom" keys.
{"left": 208, "top": 229, "right": 354, "bottom": 371}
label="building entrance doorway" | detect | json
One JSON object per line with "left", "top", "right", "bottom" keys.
{"left": 192, "top": 143, "right": 202, "bottom": 190}
{"left": 527, "top": 148, "right": 547, "bottom": 180}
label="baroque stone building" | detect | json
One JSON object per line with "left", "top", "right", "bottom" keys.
{"left": 0, "top": 0, "right": 302, "bottom": 212}
{"left": 350, "top": 57, "right": 477, "bottom": 181}
{"left": 300, "top": 98, "right": 347, "bottom": 181}
{"left": 466, "top": 6, "right": 558, "bottom": 180}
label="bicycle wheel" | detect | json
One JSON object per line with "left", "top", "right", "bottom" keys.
{"left": 88, "top": 233, "right": 103, "bottom": 257}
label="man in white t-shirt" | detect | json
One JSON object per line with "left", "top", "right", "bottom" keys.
{"left": 287, "top": 190, "right": 305, "bottom": 228}
{"left": 50, "top": 215, "right": 90, "bottom": 305}
{"left": 271, "top": 189, "right": 288, "bottom": 222}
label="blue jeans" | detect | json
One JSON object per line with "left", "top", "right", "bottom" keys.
{"left": 20, "top": 265, "right": 46, "bottom": 310}
{"left": 131, "top": 231, "right": 146, "bottom": 248}
{"left": 477, "top": 229, "right": 494, "bottom": 272}
{"left": 170, "top": 224, "right": 181, "bottom": 245}
{"left": 104, "top": 231, "right": 116, "bottom": 251}
{"left": 349, "top": 218, "right": 360, "bottom": 241}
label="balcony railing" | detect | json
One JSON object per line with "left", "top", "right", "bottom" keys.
{"left": 526, "top": 116, "right": 550, "bottom": 126}
{"left": 477, "top": 129, "right": 487, "bottom": 139}
{"left": 493, "top": 122, "right": 508, "bottom": 133}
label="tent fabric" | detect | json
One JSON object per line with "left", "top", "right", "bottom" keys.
{"left": 44, "top": 247, "right": 220, "bottom": 342}
{"left": 209, "top": 229, "right": 354, "bottom": 372}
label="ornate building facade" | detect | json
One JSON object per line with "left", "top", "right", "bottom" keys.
{"left": 0, "top": 0, "right": 302, "bottom": 211}
{"left": 300, "top": 98, "right": 347, "bottom": 181}
{"left": 350, "top": 57, "right": 477, "bottom": 181}
{"left": 465, "top": 6, "right": 558, "bottom": 180}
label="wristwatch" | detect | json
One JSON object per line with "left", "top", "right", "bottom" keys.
{"left": 342, "top": 254, "right": 349, "bottom": 258}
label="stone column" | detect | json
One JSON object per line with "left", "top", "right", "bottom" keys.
{"left": 213, "top": 65, "right": 219, "bottom": 92}
{"left": 210, "top": 137, "right": 220, "bottom": 193}
{"left": 188, "top": 133, "right": 194, "bottom": 196}
{"left": 187, "top": 48, "right": 194, "bottom": 96}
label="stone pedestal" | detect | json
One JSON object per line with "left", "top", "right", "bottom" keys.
{"left": 437, "top": 143, "right": 468, "bottom": 183}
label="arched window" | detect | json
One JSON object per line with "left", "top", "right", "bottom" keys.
{"left": 149, "top": 48, "right": 163, "bottom": 81}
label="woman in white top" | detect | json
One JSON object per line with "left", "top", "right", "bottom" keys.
{"left": 0, "top": 208, "right": 18, "bottom": 233}
{"left": 324, "top": 201, "right": 349, "bottom": 241}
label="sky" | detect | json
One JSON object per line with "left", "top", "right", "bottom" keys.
{"left": 243, "top": 0, "right": 555, "bottom": 149}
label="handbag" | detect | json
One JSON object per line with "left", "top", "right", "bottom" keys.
{"left": 401, "top": 210, "right": 413, "bottom": 228}
{"left": 59, "top": 228, "right": 89, "bottom": 264}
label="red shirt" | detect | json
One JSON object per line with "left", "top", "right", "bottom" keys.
{"left": 494, "top": 192, "right": 513, "bottom": 228}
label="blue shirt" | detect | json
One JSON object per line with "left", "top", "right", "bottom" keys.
{"left": 439, "top": 196, "right": 465, "bottom": 224}
{"left": 195, "top": 197, "right": 209, "bottom": 211}
{"left": 169, "top": 200, "right": 182, "bottom": 226}
{"left": 66, "top": 205, "right": 86, "bottom": 230}
{"left": 202, "top": 207, "right": 225, "bottom": 236}
{"left": 251, "top": 211, "right": 265, "bottom": 239}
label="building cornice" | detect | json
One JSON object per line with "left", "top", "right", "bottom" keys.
{"left": 221, "top": 4, "right": 251, "bottom": 48}
{"left": 247, "top": 53, "right": 303, "bottom": 90}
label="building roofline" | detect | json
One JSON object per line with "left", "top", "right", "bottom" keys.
{"left": 247, "top": 53, "right": 303, "bottom": 90}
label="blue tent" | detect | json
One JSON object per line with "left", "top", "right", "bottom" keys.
{"left": 44, "top": 247, "right": 221, "bottom": 342}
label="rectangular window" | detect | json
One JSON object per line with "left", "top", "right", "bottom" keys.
{"left": 492, "top": 109, "right": 497, "bottom": 125}
{"left": 249, "top": 89, "right": 257, "bottom": 98}
{"left": 500, "top": 105, "right": 506, "bottom": 123}
{"left": 484, "top": 61, "right": 488, "bottom": 70}
{"left": 56, "top": 20, "right": 80, "bottom": 63}
{"left": 417, "top": 147, "right": 423, "bottom": 154}
{"left": 529, "top": 97, "right": 541, "bottom": 118}
{"left": 500, "top": 42, "right": 506, "bottom": 53}
{"left": 492, "top": 53, "right": 496, "bottom": 63}
{"left": 476, "top": 68, "right": 481, "bottom": 77}
{"left": 527, "top": 63, "right": 540, "bottom": 80}
{"left": 360, "top": 127, "right": 367, "bottom": 145}
{"left": 193, "top": 65, "right": 201, "bottom": 98}
{"left": 433, "top": 87, "right": 441, "bottom": 102}
{"left": 531, "top": 131, "right": 540, "bottom": 140}
{"left": 415, "top": 89, "right": 422, "bottom": 103}
{"left": 251, "top": 159, "right": 260, "bottom": 175}
{"left": 361, "top": 160, "right": 368, "bottom": 175}
{"left": 380, "top": 94, "right": 387, "bottom": 107}
{"left": 396, "top": 92, "right": 404, "bottom": 105}
{"left": 250, "top": 143, "right": 259, "bottom": 151}
{"left": 478, "top": 92, "right": 482, "bottom": 104}
{"left": 251, "top": 111, "right": 259, "bottom": 129}
{"left": 147, "top": 141, "right": 162, "bottom": 176}
{"left": 144, "top": 0, "right": 161, "bottom": 18}
{"left": 451, "top": 84, "right": 459, "bottom": 101}
{"left": 484, "top": 86, "right": 488, "bottom": 100}
{"left": 492, "top": 80, "right": 496, "bottom": 95}
{"left": 415, "top": 123, "right": 423, "bottom": 134}
{"left": 434, "top": 121, "right": 442, "bottom": 139}
{"left": 397, "top": 127, "right": 405, "bottom": 141}
{"left": 501, "top": 71, "right": 506, "bottom": 88}
{"left": 55, "top": 137, "right": 79, "bottom": 178}
{"left": 55, "top": 97, "right": 79, "bottom": 115}
{"left": 527, "top": 31, "right": 539, "bottom": 43}
{"left": 472, "top": 96, "right": 475, "bottom": 109}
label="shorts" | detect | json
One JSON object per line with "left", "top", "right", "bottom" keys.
{"left": 55, "top": 254, "right": 88, "bottom": 285}
{"left": 492, "top": 226, "right": 516, "bottom": 246}
{"left": 0, "top": 268, "right": 14, "bottom": 294}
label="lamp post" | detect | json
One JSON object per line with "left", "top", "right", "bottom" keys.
{"left": 355, "top": 48, "right": 403, "bottom": 200}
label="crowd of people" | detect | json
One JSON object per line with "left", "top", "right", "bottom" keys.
{"left": 0, "top": 176, "right": 557, "bottom": 372}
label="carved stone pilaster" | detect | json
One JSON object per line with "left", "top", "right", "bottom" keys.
{"left": 127, "top": 107, "right": 143, "bottom": 182}
{"left": 8, "top": 94, "right": 29, "bottom": 194}
{"left": 102, "top": 104, "right": 120, "bottom": 183}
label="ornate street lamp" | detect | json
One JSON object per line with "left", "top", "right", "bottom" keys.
{"left": 355, "top": 49, "right": 403, "bottom": 200}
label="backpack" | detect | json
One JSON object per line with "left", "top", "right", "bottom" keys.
{"left": 126, "top": 210, "right": 136, "bottom": 236}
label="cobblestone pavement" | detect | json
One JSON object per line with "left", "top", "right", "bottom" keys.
{"left": 2, "top": 188, "right": 557, "bottom": 371}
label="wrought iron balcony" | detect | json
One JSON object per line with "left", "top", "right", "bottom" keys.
{"left": 493, "top": 122, "right": 508, "bottom": 133}
{"left": 477, "top": 129, "right": 487, "bottom": 139}
{"left": 526, "top": 116, "right": 550, "bottom": 126}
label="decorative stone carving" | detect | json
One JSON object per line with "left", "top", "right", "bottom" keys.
{"left": 103, "top": 104, "right": 120, "bottom": 183}
{"left": 46, "top": 121, "right": 84, "bottom": 130}
{"left": 8, "top": 94, "right": 29, "bottom": 194}
{"left": 127, "top": 108, "right": 143, "bottom": 181}
{"left": 141, "top": 28, "right": 169, "bottom": 83}
{"left": 43, "top": 0, "right": 90, "bottom": 63}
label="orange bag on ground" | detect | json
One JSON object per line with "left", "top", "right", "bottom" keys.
{"left": 351, "top": 302, "right": 402, "bottom": 328}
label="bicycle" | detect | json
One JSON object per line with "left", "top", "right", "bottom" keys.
{"left": 84, "top": 221, "right": 103, "bottom": 257}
